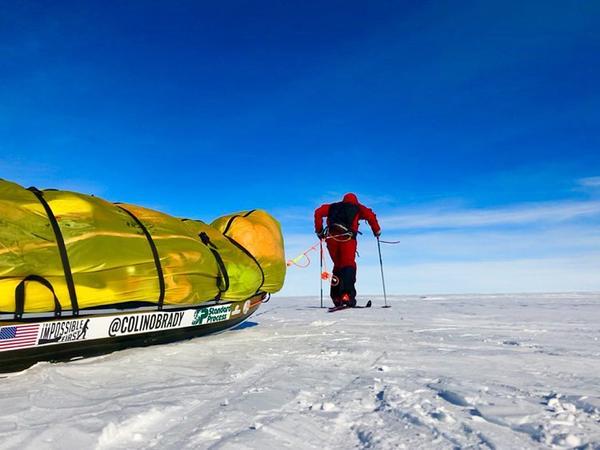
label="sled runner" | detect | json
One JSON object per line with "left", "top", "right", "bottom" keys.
{"left": 0, "top": 294, "right": 266, "bottom": 372}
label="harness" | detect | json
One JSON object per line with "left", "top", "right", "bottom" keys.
{"left": 326, "top": 201, "right": 360, "bottom": 239}
{"left": 321, "top": 224, "right": 361, "bottom": 242}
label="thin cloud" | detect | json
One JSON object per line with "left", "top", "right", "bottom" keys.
{"left": 577, "top": 177, "right": 600, "bottom": 193}
{"left": 381, "top": 201, "right": 600, "bottom": 230}
{"left": 579, "top": 177, "right": 600, "bottom": 187}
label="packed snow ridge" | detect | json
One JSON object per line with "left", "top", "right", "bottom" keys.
{"left": 1, "top": 293, "right": 599, "bottom": 449}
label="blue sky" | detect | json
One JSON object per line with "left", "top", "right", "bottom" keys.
{"left": 1, "top": 1, "right": 600, "bottom": 295}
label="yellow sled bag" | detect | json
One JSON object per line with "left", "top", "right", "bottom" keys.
{"left": 0, "top": 179, "right": 285, "bottom": 315}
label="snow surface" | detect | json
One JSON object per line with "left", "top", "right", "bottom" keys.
{"left": 1, "top": 293, "right": 600, "bottom": 449}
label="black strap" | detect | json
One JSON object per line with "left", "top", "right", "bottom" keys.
{"left": 116, "top": 205, "right": 166, "bottom": 309}
{"left": 199, "top": 232, "right": 230, "bottom": 297}
{"left": 15, "top": 275, "right": 62, "bottom": 320}
{"left": 225, "top": 236, "right": 265, "bottom": 293}
{"left": 222, "top": 210, "right": 255, "bottom": 235}
{"left": 221, "top": 210, "right": 263, "bottom": 294}
{"left": 28, "top": 187, "right": 79, "bottom": 316}
{"left": 222, "top": 215, "right": 240, "bottom": 235}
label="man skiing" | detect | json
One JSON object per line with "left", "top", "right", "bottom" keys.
{"left": 314, "top": 193, "right": 381, "bottom": 307}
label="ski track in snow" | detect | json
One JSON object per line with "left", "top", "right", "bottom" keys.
{"left": 1, "top": 293, "right": 600, "bottom": 449}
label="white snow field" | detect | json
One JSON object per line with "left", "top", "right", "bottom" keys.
{"left": 1, "top": 293, "right": 599, "bottom": 449}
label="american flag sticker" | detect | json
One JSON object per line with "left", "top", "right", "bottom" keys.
{"left": 0, "top": 324, "right": 40, "bottom": 351}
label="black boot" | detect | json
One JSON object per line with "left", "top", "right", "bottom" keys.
{"left": 330, "top": 267, "right": 342, "bottom": 306}
{"left": 338, "top": 266, "right": 357, "bottom": 306}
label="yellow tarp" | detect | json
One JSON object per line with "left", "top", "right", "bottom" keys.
{"left": 0, "top": 179, "right": 285, "bottom": 314}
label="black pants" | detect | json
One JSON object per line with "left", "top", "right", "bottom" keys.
{"left": 330, "top": 266, "right": 357, "bottom": 306}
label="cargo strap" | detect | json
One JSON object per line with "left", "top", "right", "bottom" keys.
{"left": 225, "top": 236, "right": 265, "bottom": 294}
{"left": 221, "top": 210, "right": 264, "bottom": 294}
{"left": 28, "top": 187, "right": 79, "bottom": 316}
{"left": 15, "top": 275, "right": 62, "bottom": 320}
{"left": 116, "top": 205, "right": 166, "bottom": 310}
{"left": 199, "top": 232, "right": 230, "bottom": 299}
{"left": 222, "top": 209, "right": 256, "bottom": 235}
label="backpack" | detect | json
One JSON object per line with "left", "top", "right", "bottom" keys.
{"left": 327, "top": 202, "right": 359, "bottom": 235}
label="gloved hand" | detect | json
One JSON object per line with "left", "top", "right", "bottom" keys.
{"left": 374, "top": 230, "right": 381, "bottom": 238}
{"left": 316, "top": 229, "right": 326, "bottom": 240}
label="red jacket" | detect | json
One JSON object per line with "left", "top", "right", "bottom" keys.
{"left": 314, "top": 193, "right": 381, "bottom": 236}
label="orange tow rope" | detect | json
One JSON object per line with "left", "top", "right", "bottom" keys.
{"left": 286, "top": 236, "right": 349, "bottom": 286}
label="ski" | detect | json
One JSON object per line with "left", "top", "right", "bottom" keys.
{"left": 327, "top": 305, "right": 350, "bottom": 312}
{"left": 327, "top": 300, "right": 372, "bottom": 312}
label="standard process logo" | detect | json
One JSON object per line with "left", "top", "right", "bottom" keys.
{"left": 192, "top": 304, "right": 232, "bottom": 325}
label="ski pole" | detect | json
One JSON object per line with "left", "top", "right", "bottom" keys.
{"left": 319, "top": 238, "right": 324, "bottom": 308}
{"left": 377, "top": 236, "right": 391, "bottom": 308}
